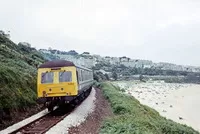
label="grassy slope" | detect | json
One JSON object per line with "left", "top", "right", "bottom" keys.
{"left": 0, "top": 35, "right": 45, "bottom": 112}
{"left": 100, "top": 82, "right": 199, "bottom": 134}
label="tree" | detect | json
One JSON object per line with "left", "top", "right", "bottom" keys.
{"left": 112, "top": 72, "right": 118, "bottom": 80}
{"left": 93, "top": 73, "right": 100, "bottom": 82}
{"left": 104, "top": 73, "right": 109, "bottom": 80}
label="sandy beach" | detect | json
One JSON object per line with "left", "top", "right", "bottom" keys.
{"left": 115, "top": 81, "right": 200, "bottom": 132}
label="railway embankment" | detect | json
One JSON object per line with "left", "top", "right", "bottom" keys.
{"left": 99, "top": 82, "right": 199, "bottom": 134}
{"left": 0, "top": 34, "right": 45, "bottom": 130}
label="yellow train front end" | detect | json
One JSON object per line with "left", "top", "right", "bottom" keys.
{"left": 37, "top": 60, "right": 79, "bottom": 111}
{"left": 37, "top": 66, "right": 78, "bottom": 98}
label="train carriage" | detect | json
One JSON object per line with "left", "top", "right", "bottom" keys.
{"left": 37, "top": 60, "right": 93, "bottom": 111}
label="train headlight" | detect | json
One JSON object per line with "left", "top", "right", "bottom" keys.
{"left": 43, "top": 91, "right": 47, "bottom": 97}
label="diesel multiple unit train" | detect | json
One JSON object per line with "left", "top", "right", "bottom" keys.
{"left": 37, "top": 60, "right": 94, "bottom": 111}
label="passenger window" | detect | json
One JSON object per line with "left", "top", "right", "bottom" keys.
{"left": 76, "top": 71, "right": 79, "bottom": 83}
{"left": 41, "top": 72, "right": 54, "bottom": 84}
{"left": 81, "top": 70, "right": 84, "bottom": 81}
{"left": 78, "top": 69, "right": 82, "bottom": 81}
{"left": 59, "top": 71, "right": 72, "bottom": 82}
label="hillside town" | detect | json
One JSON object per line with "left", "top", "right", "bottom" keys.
{"left": 39, "top": 48, "right": 200, "bottom": 73}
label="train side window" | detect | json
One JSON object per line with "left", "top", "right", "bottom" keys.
{"left": 59, "top": 71, "right": 72, "bottom": 82}
{"left": 41, "top": 72, "right": 54, "bottom": 84}
{"left": 86, "top": 71, "right": 88, "bottom": 80}
{"left": 90, "top": 72, "right": 92, "bottom": 80}
{"left": 85, "top": 70, "right": 87, "bottom": 80}
{"left": 79, "top": 69, "right": 82, "bottom": 81}
{"left": 77, "top": 68, "right": 81, "bottom": 81}
{"left": 81, "top": 70, "right": 84, "bottom": 81}
{"left": 76, "top": 71, "right": 79, "bottom": 84}
{"left": 85, "top": 71, "right": 87, "bottom": 80}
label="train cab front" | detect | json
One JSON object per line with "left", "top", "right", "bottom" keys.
{"left": 37, "top": 66, "right": 78, "bottom": 111}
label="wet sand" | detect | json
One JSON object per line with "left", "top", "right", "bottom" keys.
{"left": 174, "top": 85, "right": 200, "bottom": 131}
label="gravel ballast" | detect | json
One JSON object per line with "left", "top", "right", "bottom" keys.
{"left": 46, "top": 88, "right": 96, "bottom": 134}
{"left": 69, "top": 87, "right": 113, "bottom": 134}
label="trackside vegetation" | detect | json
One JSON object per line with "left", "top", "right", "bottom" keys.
{"left": 100, "top": 82, "right": 199, "bottom": 134}
{"left": 0, "top": 34, "right": 46, "bottom": 129}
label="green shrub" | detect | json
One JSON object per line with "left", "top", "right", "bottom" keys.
{"left": 0, "top": 35, "right": 45, "bottom": 115}
{"left": 93, "top": 81, "right": 101, "bottom": 88}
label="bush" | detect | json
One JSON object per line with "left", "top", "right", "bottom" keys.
{"left": 93, "top": 81, "right": 101, "bottom": 88}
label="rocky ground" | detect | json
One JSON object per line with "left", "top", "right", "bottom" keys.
{"left": 69, "top": 88, "right": 113, "bottom": 134}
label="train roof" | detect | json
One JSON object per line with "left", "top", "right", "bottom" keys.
{"left": 39, "top": 60, "right": 75, "bottom": 68}
{"left": 38, "top": 60, "right": 92, "bottom": 71}
{"left": 75, "top": 64, "right": 92, "bottom": 71}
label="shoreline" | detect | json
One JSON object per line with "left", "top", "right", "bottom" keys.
{"left": 116, "top": 81, "right": 200, "bottom": 132}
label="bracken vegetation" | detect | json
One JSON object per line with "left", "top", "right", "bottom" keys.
{"left": 0, "top": 34, "right": 45, "bottom": 129}
{"left": 100, "top": 82, "right": 199, "bottom": 134}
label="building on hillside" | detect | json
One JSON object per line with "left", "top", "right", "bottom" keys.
{"left": 82, "top": 52, "right": 90, "bottom": 56}
{"left": 143, "top": 64, "right": 152, "bottom": 68}
{"left": 110, "top": 57, "right": 120, "bottom": 65}
{"left": 68, "top": 50, "right": 78, "bottom": 55}
{"left": 104, "top": 56, "right": 111, "bottom": 62}
{"left": 93, "top": 54, "right": 103, "bottom": 63}
{"left": 119, "top": 56, "right": 129, "bottom": 62}
{"left": 120, "top": 59, "right": 153, "bottom": 68}
{"left": 78, "top": 57, "right": 95, "bottom": 68}
{"left": 39, "top": 49, "right": 51, "bottom": 54}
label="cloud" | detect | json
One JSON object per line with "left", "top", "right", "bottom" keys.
{"left": 0, "top": 0, "right": 200, "bottom": 66}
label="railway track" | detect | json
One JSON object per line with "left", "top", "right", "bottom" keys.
{"left": 11, "top": 106, "right": 73, "bottom": 134}
{"left": 7, "top": 88, "right": 92, "bottom": 134}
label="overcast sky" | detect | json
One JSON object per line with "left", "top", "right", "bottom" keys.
{"left": 0, "top": 0, "right": 200, "bottom": 66}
